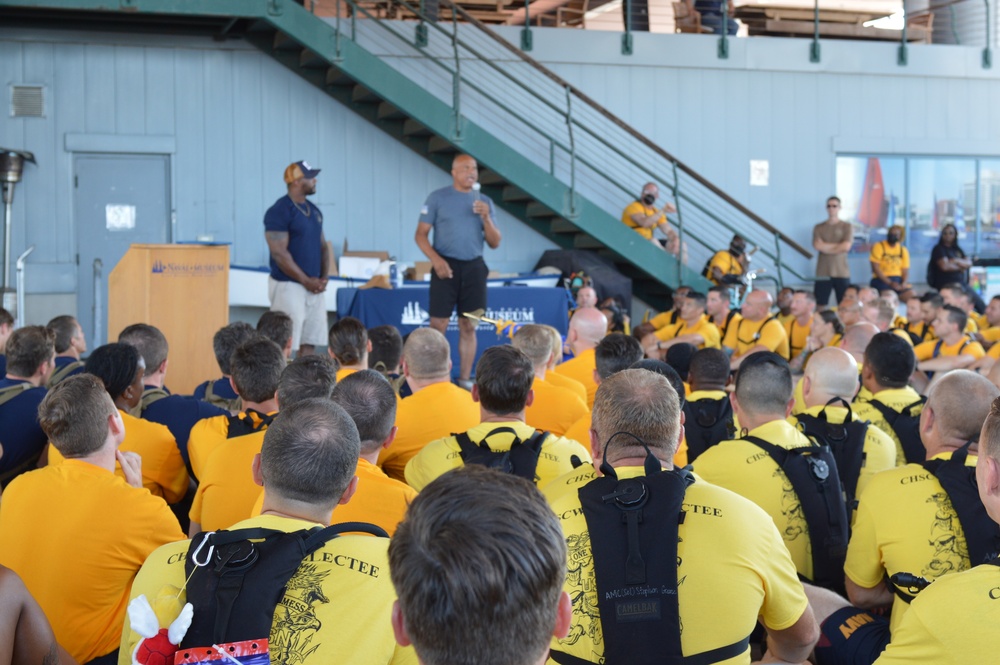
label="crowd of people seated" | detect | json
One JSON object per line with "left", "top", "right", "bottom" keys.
{"left": 2, "top": 246, "right": 1000, "bottom": 665}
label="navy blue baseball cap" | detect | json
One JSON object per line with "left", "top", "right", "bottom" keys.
{"left": 284, "top": 160, "right": 321, "bottom": 183}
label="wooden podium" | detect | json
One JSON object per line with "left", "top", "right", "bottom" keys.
{"left": 109, "top": 244, "right": 229, "bottom": 395}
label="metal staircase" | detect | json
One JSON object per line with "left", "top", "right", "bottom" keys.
{"left": 0, "top": 0, "right": 813, "bottom": 310}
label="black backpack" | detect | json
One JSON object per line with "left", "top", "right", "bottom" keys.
{"left": 743, "top": 435, "right": 850, "bottom": 594}
{"left": 455, "top": 426, "right": 549, "bottom": 482}
{"left": 682, "top": 396, "right": 733, "bottom": 463}
{"left": 227, "top": 409, "right": 276, "bottom": 439}
{"left": 867, "top": 397, "right": 926, "bottom": 464}
{"left": 795, "top": 398, "right": 870, "bottom": 511}
{"left": 181, "top": 522, "right": 387, "bottom": 649}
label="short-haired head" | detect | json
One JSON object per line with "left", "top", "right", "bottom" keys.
{"left": 5, "top": 326, "right": 55, "bottom": 377}
{"left": 84, "top": 343, "right": 142, "bottom": 399}
{"left": 594, "top": 333, "right": 644, "bottom": 380}
{"left": 664, "top": 343, "right": 697, "bottom": 382}
{"left": 540, "top": 324, "right": 564, "bottom": 369}
{"left": 689, "top": 348, "right": 730, "bottom": 388}
{"left": 403, "top": 327, "right": 451, "bottom": 379}
{"left": 212, "top": 322, "right": 257, "bottom": 374}
{"left": 474, "top": 345, "right": 534, "bottom": 416}
{"left": 0, "top": 307, "right": 12, "bottom": 328}
{"left": 367, "top": 325, "right": 404, "bottom": 375}
{"left": 840, "top": 322, "right": 878, "bottom": 355}
{"left": 863, "top": 332, "right": 916, "bottom": 388}
{"left": 979, "top": 396, "right": 1000, "bottom": 462}
{"left": 231, "top": 337, "right": 285, "bottom": 403}
{"left": 940, "top": 304, "right": 968, "bottom": 332}
{"left": 629, "top": 359, "right": 686, "bottom": 408}
{"left": 389, "top": 465, "right": 566, "bottom": 665}
{"left": 734, "top": 352, "right": 792, "bottom": 416}
{"left": 593, "top": 369, "right": 681, "bottom": 462}
{"left": 277, "top": 354, "right": 337, "bottom": 408}
{"left": 118, "top": 323, "right": 169, "bottom": 372}
{"left": 46, "top": 315, "right": 80, "bottom": 354}
{"left": 926, "top": 370, "right": 1000, "bottom": 444}
{"left": 257, "top": 311, "right": 293, "bottom": 352}
{"left": 512, "top": 324, "right": 555, "bottom": 367}
{"left": 259, "top": 398, "right": 360, "bottom": 507}
{"left": 38, "top": 374, "right": 118, "bottom": 458}
{"left": 328, "top": 317, "right": 368, "bottom": 366}
{"left": 331, "top": 370, "right": 397, "bottom": 456}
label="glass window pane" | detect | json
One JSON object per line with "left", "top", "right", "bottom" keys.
{"left": 980, "top": 160, "right": 1000, "bottom": 257}
{"left": 836, "top": 156, "right": 907, "bottom": 256}
{"left": 906, "top": 158, "right": 977, "bottom": 264}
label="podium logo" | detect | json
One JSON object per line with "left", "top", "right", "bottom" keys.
{"left": 401, "top": 301, "right": 429, "bottom": 326}
{"left": 152, "top": 260, "right": 166, "bottom": 273}
{"left": 150, "top": 261, "right": 226, "bottom": 276}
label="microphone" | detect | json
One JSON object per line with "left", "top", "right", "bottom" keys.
{"left": 472, "top": 182, "right": 481, "bottom": 202}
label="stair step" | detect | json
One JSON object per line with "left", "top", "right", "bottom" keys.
{"left": 351, "top": 85, "right": 381, "bottom": 103}
{"left": 478, "top": 171, "right": 507, "bottom": 186}
{"left": 502, "top": 185, "right": 532, "bottom": 202}
{"left": 550, "top": 218, "right": 579, "bottom": 234}
{"left": 299, "top": 48, "right": 327, "bottom": 69}
{"left": 526, "top": 202, "right": 556, "bottom": 219}
{"left": 326, "top": 67, "right": 354, "bottom": 87}
{"left": 272, "top": 31, "right": 300, "bottom": 51}
{"left": 573, "top": 234, "right": 605, "bottom": 249}
{"left": 402, "top": 119, "right": 433, "bottom": 137}
{"left": 377, "top": 102, "right": 407, "bottom": 120}
{"left": 428, "top": 136, "right": 458, "bottom": 154}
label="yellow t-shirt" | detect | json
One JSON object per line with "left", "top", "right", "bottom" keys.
{"left": 874, "top": 563, "right": 1000, "bottom": 664}
{"left": 980, "top": 326, "right": 1000, "bottom": 345}
{"left": 913, "top": 336, "right": 985, "bottom": 361}
{"left": 869, "top": 241, "right": 910, "bottom": 278}
{"left": 188, "top": 409, "right": 273, "bottom": 482}
{"left": 564, "top": 412, "right": 688, "bottom": 467}
{"left": 47, "top": 410, "right": 189, "bottom": 504}
{"left": 190, "top": 429, "right": 267, "bottom": 531}
{"left": 336, "top": 366, "right": 359, "bottom": 382}
{"left": 722, "top": 316, "right": 790, "bottom": 360}
{"left": 654, "top": 316, "right": 722, "bottom": 349}
{"left": 404, "top": 421, "right": 593, "bottom": 491}
{"left": 649, "top": 310, "right": 680, "bottom": 330}
{"left": 377, "top": 381, "right": 480, "bottom": 482}
{"left": 706, "top": 250, "right": 743, "bottom": 286}
{"left": 691, "top": 419, "right": 818, "bottom": 580}
{"left": 788, "top": 405, "right": 897, "bottom": 503}
{"left": 852, "top": 386, "right": 924, "bottom": 466}
{"left": 845, "top": 452, "right": 976, "bottom": 634}
{"left": 554, "top": 348, "right": 599, "bottom": 409}
{"left": 784, "top": 317, "right": 813, "bottom": 360}
{"left": 0, "top": 460, "right": 184, "bottom": 664}
{"left": 620, "top": 200, "right": 663, "bottom": 240}
{"left": 544, "top": 464, "right": 810, "bottom": 665}
{"left": 525, "top": 376, "right": 590, "bottom": 437}
{"left": 118, "top": 515, "right": 417, "bottom": 665}
{"left": 544, "top": 369, "right": 588, "bottom": 403}
{"left": 906, "top": 320, "right": 935, "bottom": 343}
{"left": 252, "top": 458, "right": 417, "bottom": 536}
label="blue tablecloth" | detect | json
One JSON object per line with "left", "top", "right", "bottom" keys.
{"left": 336, "top": 286, "right": 570, "bottom": 377}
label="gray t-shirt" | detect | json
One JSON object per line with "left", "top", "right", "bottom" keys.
{"left": 419, "top": 185, "right": 496, "bottom": 261}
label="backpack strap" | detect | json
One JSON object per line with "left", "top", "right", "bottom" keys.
{"left": 0, "top": 382, "right": 31, "bottom": 407}
{"left": 795, "top": 398, "right": 868, "bottom": 511}
{"left": 455, "top": 427, "right": 548, "bottom": 481}
{"left": 139, "top": 387, "right": 170, "bottom": 414}
{"left": 886, "top": 571, "right": 932, "bottom": 604}
{"left": 867, "top": 397, "right": 927, "bottom": 464}
{"left": 933, "top": 339, "right": 943, "bottom": 358}
{"left": 743, "top": 435, "right": 849, "bottom": 592}
{"left": 226, "top": 409, "right": 275, "bottom": 439}
{"left": 46, "top": 360, "right": 85, "bottom": 388}
{"left": 204, "top": 380, "right": 243, "bottom": 412}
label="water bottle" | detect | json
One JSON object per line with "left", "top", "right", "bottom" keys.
{"left": 389, "top": 262, "right": 399, "bottom": 289}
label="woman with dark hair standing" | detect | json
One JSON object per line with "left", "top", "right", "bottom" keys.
{"left": 927, "top": 224, "right": 972, "bottom": 290}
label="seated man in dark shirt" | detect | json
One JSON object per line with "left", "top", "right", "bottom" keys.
{"left": 0, "top": 326, "right": 54, "bottom": 485}
{"left": 191, "top": 321, "right": 256, "bottom": 410}
{"left": 45, "top": 315, "right": 87, "bottom": 387}
{"left": 0, "top": 307, "right": 12, "bottom": 378}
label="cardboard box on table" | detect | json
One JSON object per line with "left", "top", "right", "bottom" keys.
{"left": 109, "top": 244, "right": 229, "bottom": 395}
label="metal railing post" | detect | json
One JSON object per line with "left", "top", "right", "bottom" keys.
{"left": 774, "top": 233, "right": 784, "bottom": 287}
{"left": 622, "top": 0, "right": 633, "bottom": 55}
{"left": 810, "top": 0, "right": 821, "bottom": 62}
{"left": 718, "top": 2, "right": 730, "bottom": 59}
{"left": 335, "top": 0, "right": 342, "bottom": 58}
{"left": 416, "top": 0, "right": 428, "bottom": 46}
{"left": 549, "top": 141, "right": 556, "bottom": 175}
{"left": 985, "top": 0, "right": 993, "bottom": 68}
{"left": 451, "top": 10, "right": 462, "bottom": 140}
{"left": 671, "top": 162, "right": 683, "bottom": 279}
{"left": 898, "top": 4, "right": 909, "bottom": 65}
{"left": 565, "top": 86, "right": 577, "bottom": 217}
{"left": 521, "top": 0, "right": 533, "bottom": 50}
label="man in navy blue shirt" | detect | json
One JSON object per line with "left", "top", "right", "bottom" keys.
{"left": 191, "top": 321, "right": 256, "bottom": 410}
{"left": 264, "top": 161, "right": 330, "bottom": 357}
{"left": 45, "top": 315, "right": 86, "bottom": 387}
{"left": 118, "top": 323, "right": 227, "bottom": 472}
{"left": 0, "top": 326, "right": 54, "bottom": 486}
{"left": 0, "top": 307, "right": 13, "bottom": 378}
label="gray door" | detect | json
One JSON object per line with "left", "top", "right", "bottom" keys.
{"left": 73, "top": 154, "right": 170, "bottom": 348}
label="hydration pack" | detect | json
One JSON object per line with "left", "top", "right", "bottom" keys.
{"left": 682, "top": 396, "right": 733, "bottom": 463}
{"left": 743, "top": 435, "right": 850, "bottom": 594}
{"left": 46, "top": 360, "right": 85, "bottom": 388}
{"left": 455, "top": 427, "right": 548, "bottom": 482}
{"left": 203, "top": 380, "right": 243, "bottom": 412}
{"left": 550, "top": 452, "right": 751, "bottom": 665}
{"left": 227, "top": 409, "right": 276, "bottom": 439}
{"left": 181, "top": 522, "right": 387, "bottom": 650}
{"left": 866, "top": 397, "right": 926, "bottom": 464}
{"left": 795, "top": 398, "right": 869, "bottom": 511}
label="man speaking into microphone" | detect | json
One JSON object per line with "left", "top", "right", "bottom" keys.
{"left": 415, "top": 154, "right": 501, "bottom": 389}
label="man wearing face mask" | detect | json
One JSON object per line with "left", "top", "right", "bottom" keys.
{"left": 704, "top": 234, "right": 750, "bottom": 286}
{"left": 870, "top": 224, "right": 911, "bottom": 293}
{"left": 621, "top": 182, "right": 680, "bottom": 254}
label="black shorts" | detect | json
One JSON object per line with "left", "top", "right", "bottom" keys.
{"left": 813, "top": 606, "right": 891, "bottom": 665}
{"left": 428, "top": 256, "right": 488, "bottom": 319}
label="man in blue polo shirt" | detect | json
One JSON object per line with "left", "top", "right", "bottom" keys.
{"left": 45, "top": 315, "right": 86, "bottom": 387}
{"left": 0, "top": 326, "right": 54, "bottom": 486}
{"left": 415, "top": 154, "right": 501, "bottom": 388}
{"left": 264, "top": 160, "right": 330, "bottom": 357}
{"left": 191, "top": 321, "right": 256, "bottom": 410}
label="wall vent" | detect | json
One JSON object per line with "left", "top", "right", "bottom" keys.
{"left": 11, "top": 85, "right": 44, "bottom": 118}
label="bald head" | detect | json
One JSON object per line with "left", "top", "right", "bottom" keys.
{"left": 839, "top": 322, "right": 878, "bottom": 356}
{"left": 742, "top": 289, "right": 774, "bottom": 322}
{"left": 569, "top": 307, "right": 608, "bottom": 351}
{"left": 803, "top": 348, "right": 859, "bottom": 406}
{"left": 925, "top": 370, "right": 1000, "bottom": 454}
